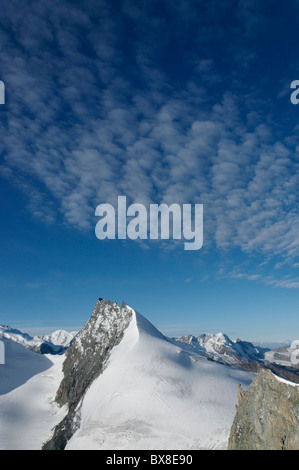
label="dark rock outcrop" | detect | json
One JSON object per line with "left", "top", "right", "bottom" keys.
{"left": 43, "top": 299, "right": 133, "bottom": 450}
{"left": 30, "top": 343, "right": 66, "bottom": 355}
{"left": 228, "top": 369, "right": 299, "bottom": 450}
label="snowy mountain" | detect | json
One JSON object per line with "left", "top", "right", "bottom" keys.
{"left": 174, "top": 333, "right": 268, "bottom": 365}
{"left": 0, "top": 325, "right": 77, "bottom": 355}
{"left": 1, "top": 298, "right": 298, "bottom": 450}
{"left": 38, "top": 330, "right": 77, "bottom": 349}
{"left": 1, "top": 321, "right": 296, "bottom": 374}
{"left": 44, "top": 299, "right": 255, "bottom": 450}
{"left": 0, "top": 337, "right": 66, "bottom": 449}
{"left": 253, "top": 340, "right": 291, "bottom": 350}
{"left": 264, "top": 344, "right": 299, "bottom": 367}
{"left": 174, "top": 332, "right": 299, "bottom": 383}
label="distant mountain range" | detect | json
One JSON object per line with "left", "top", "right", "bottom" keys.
{"left": 0, "top": 325, "right": 77, "bottom": 355}
{"left": 1, "top": 318, "right": 298, "bottom": 382}
{"left": 173, "top": 333, "right": 299, "bottom": 383}
{"left": 174, "top": 333, "right": 268, "bottom": 364}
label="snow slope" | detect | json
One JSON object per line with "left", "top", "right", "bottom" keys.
{"left": 66, "top": 310, "right": 254, "bottom": 450}
{"left": 0, "top": 338, "right": 67, "bottom": 450}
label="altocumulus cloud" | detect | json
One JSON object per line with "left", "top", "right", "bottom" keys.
{"left": 1, "top": 0, "right": 299, "bottom": 280}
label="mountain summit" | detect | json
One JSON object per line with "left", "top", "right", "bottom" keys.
{"left": 43, "top": 299, "right": 135, "bottom": 449}
{"left": 44, "top": 298, "right": 254, "bottom": 450}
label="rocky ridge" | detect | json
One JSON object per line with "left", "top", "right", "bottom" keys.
{"left": 228, "top": 369, "right": 299, "bottom": 450}
{"left": 43, "top": 299, "right": 133, "bottom": 450}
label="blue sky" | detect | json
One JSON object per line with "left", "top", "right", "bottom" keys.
{"left": 1, "top": 0, "right": 299, "bottom": 342}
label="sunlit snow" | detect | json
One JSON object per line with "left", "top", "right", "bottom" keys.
{"left": 66, "top": 311, "right": 254, "bottom": 450}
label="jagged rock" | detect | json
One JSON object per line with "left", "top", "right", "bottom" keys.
{"left": 228, "top": 369, "right": 299, "bottom": 450}
{"left": 43, "top": 299, "right": 133, "bottom": 450}
{"left": 32, "top": 343, "right": 65, "bottom": 355}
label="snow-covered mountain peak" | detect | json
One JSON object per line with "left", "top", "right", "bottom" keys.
{"left": 0, "top": 325, "right": 33, "bottom": 343}
{"left": 0, "top": 324, "right": 76, "bottom": 355}
{"left": 175, "top": 330, "right": 270, "bottom": 366}
{"left": 54, "top": 299, "right": 134, "bottom": 408}
{"left": 39, "top": 330, "right": 77, "bottom": 348}
{"left": 135, "top": 311, "right": 166, "bottom": 341}
{"left": 198, "top": 332, "right": 232, "bottom": 346}
{"left": 214, "top": 332, "right": 231, "bottom": 343}
{"left": 44, "top": 299, "right": 256, "bottom": 450}
{"left": 64, "top": 305, "right": 254, "bottom": 450}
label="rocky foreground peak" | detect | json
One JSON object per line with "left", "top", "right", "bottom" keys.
{"left": 43, "top": 299, "right": 134, "bottom": 450}
{"left": 56, "top": 298, "right": 133, "bottom": 409}
{"left": 228, "top": 369, "right": 299, "bottom": 450}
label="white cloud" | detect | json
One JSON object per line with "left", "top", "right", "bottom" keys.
{"left": 1, "top": 0, "right": 299, "bottom": 283}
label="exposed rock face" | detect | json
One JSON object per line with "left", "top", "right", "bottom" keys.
{"left": 43, "top": 299, "right": 133, "bottom": 450}
{"left": 228, "top": 369, "right": 299, "bottom": 450}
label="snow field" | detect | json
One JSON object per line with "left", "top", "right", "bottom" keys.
{"left": 67, "top": 311, "right": 254, "bottom": 450}
{"left": 0, "top": 340, "right": 67, "bottom": 450}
